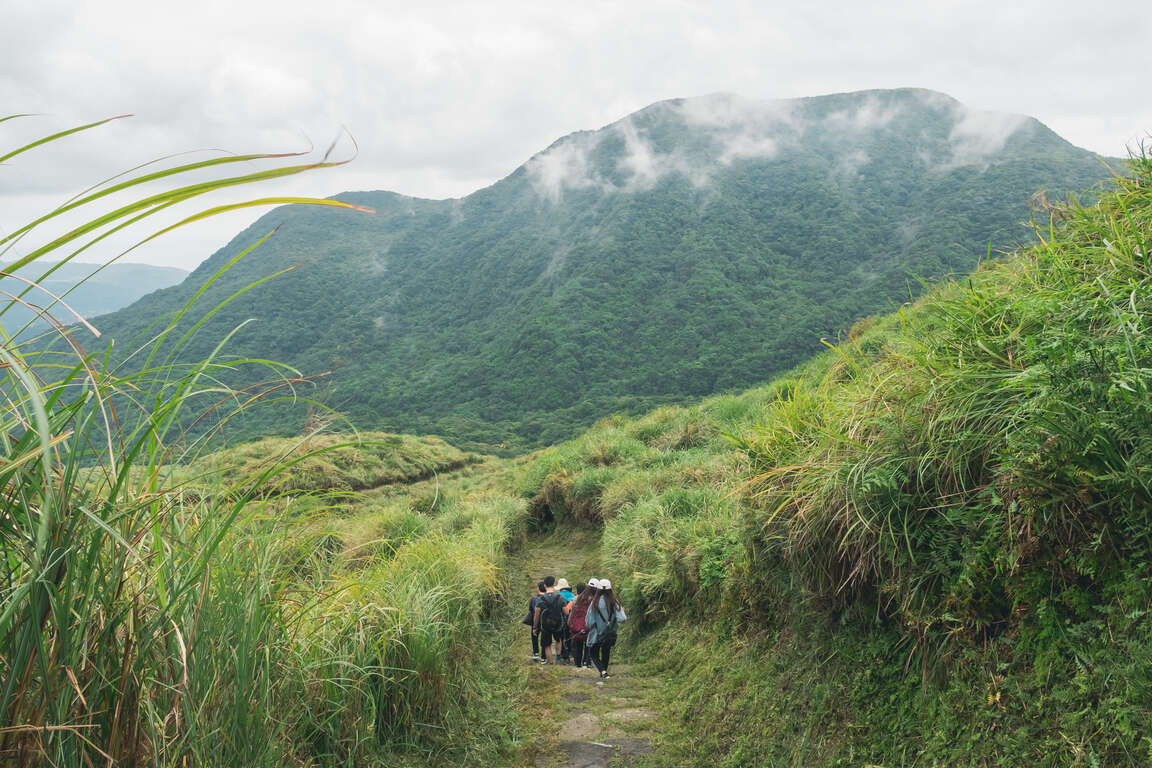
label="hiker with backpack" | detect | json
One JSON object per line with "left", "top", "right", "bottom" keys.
{"left": 524, "top": 581, "right": 547, "bottom": 660}
{"left": 567, "top": 581, "right": 596, "bottom": 670}
{"left": 532, "top": 576, "right": 567, "bottom": 664}
{"left": 585, "top": 578, "right": 626, "bottom": 679}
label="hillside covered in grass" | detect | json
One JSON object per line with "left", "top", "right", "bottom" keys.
{"left": 184, "top": 431, "right": 475, "bottom": 495}
{"left": 516, "top": 156, "right": 1152, "bottom": 765}
{"left": 83, "top": 88, "right": 1116, "bottom": 453}
{"left": 3, "top": 411, "right": 531, "bottom": 765}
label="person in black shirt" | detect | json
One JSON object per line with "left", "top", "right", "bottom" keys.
{"left": 524, "top": 581, "right": 546, "bottom": 660}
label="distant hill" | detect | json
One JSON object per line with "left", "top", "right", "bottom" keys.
{"left": 1, "top": 260, "right": 188, "bottom": 334}
{"left": 80, "top": 88, "right": 1119, "bottom": 452}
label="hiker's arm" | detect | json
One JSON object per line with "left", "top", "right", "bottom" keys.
{"left": 533, "top": 605, "right": 542, "bottom": 633}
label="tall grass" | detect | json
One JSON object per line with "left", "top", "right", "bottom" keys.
{"left": 737, "top": 157, "right": 1152, "bottom": 655}
{"left": 0, "top": 114, "right": 370, "bottom": 765}
{"left": 0, "top": 116, "right": 528, "bottom": 766}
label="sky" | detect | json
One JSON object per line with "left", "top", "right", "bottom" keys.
{"left": 2, "top": 0, "right": 1149, "bottom": 271}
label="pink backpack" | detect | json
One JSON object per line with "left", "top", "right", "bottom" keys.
{"left": 568, "top": 599, "right": 590, "bottom": 639}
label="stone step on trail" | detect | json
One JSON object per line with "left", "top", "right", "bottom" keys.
{"left": 531, "top": 660, "right": 658, "bottom": 768}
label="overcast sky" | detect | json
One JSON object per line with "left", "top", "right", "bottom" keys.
{"left": 2, "top": 0, "right": 1149, "bottom": 271}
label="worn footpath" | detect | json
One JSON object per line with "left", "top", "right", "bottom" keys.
{"left": 511, "top": 532, "right": 662, "bottom": 768}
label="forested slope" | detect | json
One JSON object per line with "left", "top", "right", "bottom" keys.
{"left": 81, "top": 88, "right": 1115, "bottom": 452}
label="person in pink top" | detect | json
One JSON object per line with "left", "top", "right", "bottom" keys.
{"left": 567, "top": 580, "right": 596, "bottom": 670}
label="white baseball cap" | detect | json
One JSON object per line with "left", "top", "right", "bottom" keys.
{"left": 587, "top": 578, "right": 600, "bottom": 588}
{"left": 599, "top": 579, "right": 612, "bottom": 590}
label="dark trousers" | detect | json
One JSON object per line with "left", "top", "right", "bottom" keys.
{"left": 571, "top": 637, "right": 587, "bottom": 666}
{"left": 531, "top": 632, "right": 540, "bottom": 656}
{"left": 589, "top": 643, "right": 612, "bottom": 674}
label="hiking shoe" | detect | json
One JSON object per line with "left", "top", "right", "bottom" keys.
{"left": 531, "top": 654, "right": 539, "bottom": 660}
{"left": 599, "top": 671, "right": 610, "bottom": 679}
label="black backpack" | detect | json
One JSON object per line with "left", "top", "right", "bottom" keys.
{"left": 523, "top": 595, "right": 541, "bottom": 626}
{"left": 540, "top": 592, "right": 566, "bottom": 632}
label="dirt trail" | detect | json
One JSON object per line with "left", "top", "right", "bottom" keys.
{"left": 512, "top": 533, "right": 661, "bottom": 768}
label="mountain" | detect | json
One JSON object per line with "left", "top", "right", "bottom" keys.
{"left": 82, "top": 88, "right": 1118, "bottom": 452}
{"left": 1, "top": 260, "right": 188, "bottom": 334}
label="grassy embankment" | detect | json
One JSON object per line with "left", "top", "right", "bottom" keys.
{"left": 0, "top": 118, "right": 533, "bottom": 767}
{"left": 516, "top": 158, "right": 1152, "bottom": 766}
{"left": 4, "top": 396, "right": 534, "bottom": 767}
{"left": 2, "top": 266, "right": 533, "bottom": 766}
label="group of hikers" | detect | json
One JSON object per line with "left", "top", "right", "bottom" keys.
{"left": 524, "top": 575, "right": 627, "bottom": 679}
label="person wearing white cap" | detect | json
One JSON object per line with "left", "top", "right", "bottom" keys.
{"left": 585, "top": 578, "right": 627, "bottom": 679}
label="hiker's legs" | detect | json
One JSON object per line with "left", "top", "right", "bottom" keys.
{"left": 589, "top": 643, "right": 612, "bottom": 675}
{"left": 531, "top": 631, "right": 540, "bottom": 657}
{"left": 571, "top": 637, "right": 585, "bottom": 667}
{"left": 588, "top": 643, "right": 605, "bottom": 674}
{"left": 540, "top": 628, "right": 556, "bottom": 662}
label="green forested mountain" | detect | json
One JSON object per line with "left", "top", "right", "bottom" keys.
{"left": 0, "top": 260, "right": 187, "bottom": 334}
{"left": 85, "top": 88, "right": 1117, "bottom": 451}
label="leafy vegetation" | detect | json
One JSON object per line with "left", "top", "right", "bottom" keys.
{"left": 517, "top": 155, "right": 1152, "bottom": 764}
{"left": 81, "top": 89, "right": 1117, "bottom": 453}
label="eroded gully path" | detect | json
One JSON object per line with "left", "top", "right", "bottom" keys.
{"left": 509, "top": 531, "right": 662, "bottom": 768}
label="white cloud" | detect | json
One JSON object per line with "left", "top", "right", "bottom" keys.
{"left": 911, "top": 91, "right": 1032, "bottom": 167}
{"left": 718, "top": 135, "right": 780, "bottom": 165}
{"left": 835, "top": 149, "right": 871, "bottom": 181}
{"left": 948, "top": 108, "right": 1032, "bottom": 166}
{"left": 827, "top": 97, "right": 905, "bottom": 132}
{"left": 671, "top": 93, "right": 797, "bottom": 166}
{"left": 673, "top": 92, "right": 794, "bottom": 130}
{"left": 615, "top": 119, "right": 708, "bottom": 190}
{"left": 525, "top": 134, "right": 605, "bottom": 202}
